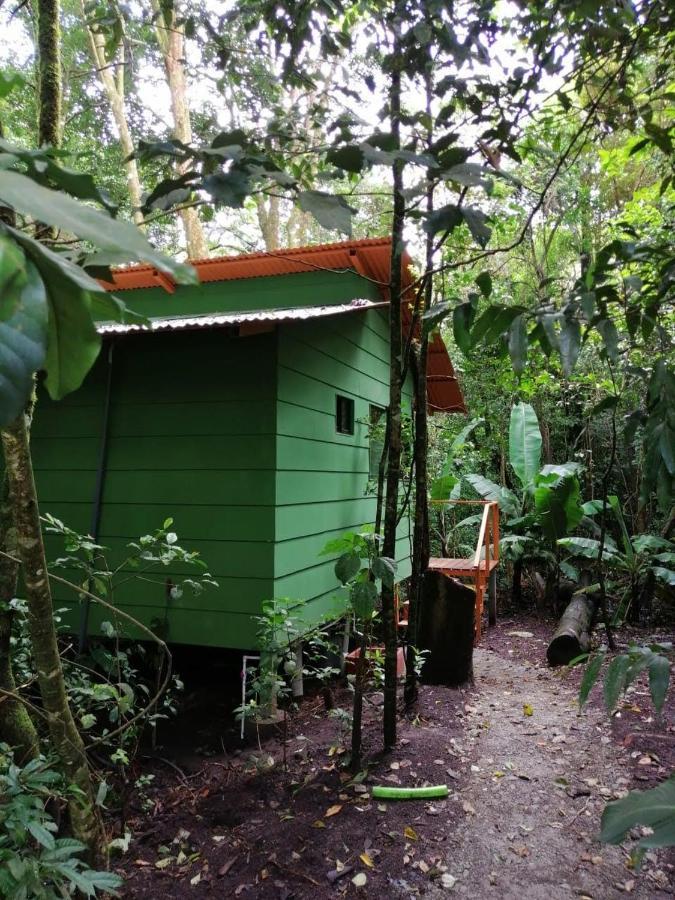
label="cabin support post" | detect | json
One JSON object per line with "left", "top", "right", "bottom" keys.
{"left": 340, "top": 614, "right": 351, "bottom": 676}
{"left": 291, "top": 641, "right": 303, "bottom": 700}
{"left": 488, "top": 569, "right": 497, "bottom": 628}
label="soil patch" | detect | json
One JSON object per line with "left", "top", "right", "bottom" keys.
{"left": 112, "top": 617, "right": 674, "bottom": 898}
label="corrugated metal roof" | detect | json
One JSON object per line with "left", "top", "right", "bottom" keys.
{"left": 98, "top": 299, "right": 386, "bottom": 335}
{"left": 101, "top": 237, "right": 466, "bottom": 414}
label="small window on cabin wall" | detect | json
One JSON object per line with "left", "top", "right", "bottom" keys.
{"left": 335, "top": 394, "right": 355, "bottom": 435}
{"left": 369, "top": 405, "right": 386, "bottom": 479}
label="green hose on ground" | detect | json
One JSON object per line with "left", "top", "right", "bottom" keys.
{"left": 371, "top": 785, "right": 449, "bottom": 800}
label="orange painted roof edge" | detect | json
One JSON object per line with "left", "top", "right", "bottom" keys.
{"left": 102, "top": 237, "right": 465, "bottom": 414}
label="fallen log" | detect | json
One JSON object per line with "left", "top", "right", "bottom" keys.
{"left": 418, "top": 571, "right": 474, "bottom": 686}
{"left": 547, "top": 588, "right": 597, "bottom": 666}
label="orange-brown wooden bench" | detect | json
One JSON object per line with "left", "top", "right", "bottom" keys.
{"left": 427, "top": 500, "right": 500, "bottom": 642}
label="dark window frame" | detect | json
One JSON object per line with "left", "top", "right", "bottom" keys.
{"left": 335, "top": 394, "right": 355, "bottom": 435}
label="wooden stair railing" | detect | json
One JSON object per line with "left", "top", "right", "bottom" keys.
{"left": 427, "top": 500, "right": 500, "bottom": 642}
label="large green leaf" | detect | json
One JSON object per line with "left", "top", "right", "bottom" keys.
{"left": 509, "top": 402, "right": 542, "bottom": 489}
{"left": 604, "top": 654, "right": 630, "bottom": 712}
{"left": 0, "top": 170, "right": 195, "bottom": 281}
{"left": 534, "top": 474, "right": 584, "bottom": 542}
{"left": 559, "top": 317, "right": 581, "bottom": 375}
{"left": 11, "top": 230, "right": 100, "bottom": 400}
{"left": 431, "top": 473, "right": 458, "bottom": 501}
{"left": 335, "top": 552, "right": 361, "bottom": 585}
{"left": 578, "top": 650, "right": 605, "bottom": 709}
{"left": 372, "top": 555, "right": 396, "bottom": 587}
{"left": 449, "top": 417, "right": 485, "bottom": 454}
{"left": 0, "top": 259, "right": 48, "bottom": 426}
{"left": 653, "top": 566, "right": 675, "bottom": 586}
{"left": 453, "top": 301, "right": 475, "bottom": 353}
{"left": 508, "top": 314, "right": 528, "bottom": 375}
{"left": 648, "top": 653, "right": 670, "bottom": 714}
{"left": 0, "top": 234, "right": 27, "bottom": 322}
{"left": 472, "top": 304, "right": 526, "bottom": 345}
{"left": 464, "top": 473, "right": 519, "bottom": 518}
{"left": 601, "top": 775, "right": 675, "bottom": 849}
{"left": 557, "top": 536, "right": 619, "bottom": 561}
{"left": 297, "top": 190, "right": 355, "bottom": 236}
{"left": 351, "top": 579, "right": 377, "bottom": 620}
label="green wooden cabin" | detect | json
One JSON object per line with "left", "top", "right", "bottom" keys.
{"left": 29, "top": 238, "right": 464, "bottom": 650}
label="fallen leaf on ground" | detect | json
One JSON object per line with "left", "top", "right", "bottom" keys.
{"left": 219, "top": 857, "right": 238, "bottom": 877}
{"left": 360, "top": 853, "right": 375, "bottom": 868}
{"left": 523, "top": 703, "right": 534, "bottom": 717}
{"left": 325, "top": 804, "right": 342, "bottom": 817}
{"left": 312, "top": 820, "right": 325, "bottom": 828}
{"left": 352, "top": 872, "right": 367, "bottom": 887}
{"left": 404, "top": 826, "right": 419, "bottom": 841}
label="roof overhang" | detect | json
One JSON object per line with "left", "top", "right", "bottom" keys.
{"left": 98, "top": 298, "right": 387, "bottom": 335}
{"left": 102, "top": 238, "right": 465, "bottom": 414}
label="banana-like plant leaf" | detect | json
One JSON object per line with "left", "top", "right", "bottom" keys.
{"left": 431, "top": 473, "right": 458, "bottom": 501}
{"left": 557, "top": 536, "right": 619, "bottom": 561}
{"left": 653, "top": 566, "right": 675, "bottom": 586}
{"left": 632, "top": 534, "right": 673, "bottom": 553}
{"left": 601, "top": 775, "right": 675, "bottom": 849}
{"left": 464, "top": 473, "right": 519, "bottom": 518}
{"left": 534, "top": 474, "right": 584, "bottom": 542}
{"left": 449, "top": 417, "right": 485, "bottom": 454}
{"left": 509, "top": 402, "right": 542, "bottom": 489}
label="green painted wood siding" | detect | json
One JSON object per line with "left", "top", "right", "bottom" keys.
{"left": 97, "top": 271, "right": 379, "bottom": 321}
{"left": 31, "top": 328, "right": 277, "bottom": 649}
{"left": 273, "top": 308, "right": 412, "bottom": 631}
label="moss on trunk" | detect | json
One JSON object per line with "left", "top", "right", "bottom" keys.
{"left": 0, "top": 475, "right": 41, "bottom": 762}
{"left": 37, "top": 0, "right": 62, "bottom": 148}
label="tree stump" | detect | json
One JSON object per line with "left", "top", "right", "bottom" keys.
{"left": 547, "top": 589, "right": 597, "bottom": 666}
{"left": 418, "top": 571, "right": 475, "bottom": 686}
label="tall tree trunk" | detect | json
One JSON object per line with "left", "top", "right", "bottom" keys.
{"left": 0, "top": 123, "right": 40, "bottom": 762}
{"left": 405, "top": 64, "right": 434, "bottom": 707}
{"left": 37, "top": 0, "right": 61, "bottom": 148}
{"left": 81, "top": 6, "right": 145, "bottom": 226}
{"left": 151, "top": 0, "right": 208, "bottom": 258}
{"left": 406, "top": 339, "right": 429, "bottom": 706}
{"left": 0, "top": 475, "right": 40, "bottom": 763}
{"left": 255, "top": 194, "right": 281, "bottom": 250}
{"left": 381, "top": 15, "right": 405, "bottom": 750}
{"left": 2, "top": 413, "right": 106, "bottom": 862}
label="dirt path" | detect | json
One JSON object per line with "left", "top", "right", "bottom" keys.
{"left": 429, "top": 646, "right": 671, "bottom": 899}
{"left": 117, "top": 622, "right": 673, "bottom": 898}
